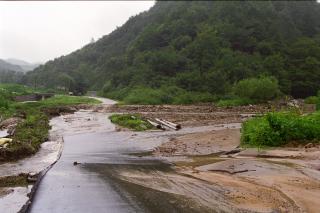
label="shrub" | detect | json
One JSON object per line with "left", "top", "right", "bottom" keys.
{"left": 123, "top": 87, "right": 164, "bottom": 105}
{"left": 216, "top": 98, "right": 253, "bottom": 107}
{"left": 305, "top": 96, "right": 318, "bottom": 104}
{"left": 122, "top": 86, "right": 217, "bottom": 105}
{"left": 241, "top": 111, "right": 320, "bottom": 147}
{"left": 172, "top": 91, "right": 216, "bottom": 104}
{"left": 0, "top": 97, "right": 9, "bottom": 110}
{"left": 234, "top": 76, "right": 280, "bottom": 102}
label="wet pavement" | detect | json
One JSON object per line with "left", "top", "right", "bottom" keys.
{"left": 28, "top": 98, "right": 207, "bottom": 213}
{"left": 29, "top": 131, "right": 172, "bottom": 213}
{"left": 26, "top": 98, "right": 320, "bottom": 213}
{"left": 29, "top": 97, "right": 244, "bottom": 213}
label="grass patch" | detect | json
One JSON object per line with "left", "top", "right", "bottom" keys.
{"left": 0, "top": 84, "right": 101, "bottom": 161}
{"left": 0, "top": 174, "right": 29, "bottom": 187}
{"left": 109, "top": 114, "right": 153, "bottom": 131}
{"left": 305, "top": 96, "right": 318, "bottom": 104}
{"left": 4, "top": 112, "right": 51, "bottom": 159}
{"left": 241, "top": 111, "right": 320, "bottom": 147}
{"left": 305, "top": 91, "right": 320, "bottom": 110}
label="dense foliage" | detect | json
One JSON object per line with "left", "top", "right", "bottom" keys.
{"left": 24, "top": 1, "right": 320, "bottom": 103}
{"left": 241, "top": 111, "right": 320, "bottom": 147}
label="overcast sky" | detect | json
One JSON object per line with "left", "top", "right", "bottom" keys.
{"left": 0, "top": 1, "right": 155, "bottom": 64}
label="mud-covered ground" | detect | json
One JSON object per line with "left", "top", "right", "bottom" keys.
{"left": 2, "top": 100, "right": 319, "bottom": 213}
{"left": 106, "top": 104, "right": 320, "bottom": 212}
{"left": 104, "top": 104, "right": 270, "bottom": 127}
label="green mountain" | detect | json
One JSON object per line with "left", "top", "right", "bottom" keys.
{"left": 25, "top": 1, "right": 320, "bottom": 102}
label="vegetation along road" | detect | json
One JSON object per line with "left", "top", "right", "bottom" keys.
{"left": 1, "top": 1, "right": 320, "bottom": 212}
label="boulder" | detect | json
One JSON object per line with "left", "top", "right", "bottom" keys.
{"left": 0, "top": 117, "right": 22, "bottom": 129}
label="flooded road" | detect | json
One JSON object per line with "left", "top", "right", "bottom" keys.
{"left": 28, "top": 97, "right": 320, "bottom": 213}
{"left": 29, "top": 100, "right": 220, "bottom": 213}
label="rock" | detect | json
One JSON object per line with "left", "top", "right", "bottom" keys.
{"left": 73, "top": 161, "right": 81, "bottom": 166}
{"left": 304, "top": 143, "right": 314, "bottom": 149}
{"left": 0, "top": 117, "right": 22, "bottom": 129}
{"left": 27, "top": 174, "right": 38, "bottom": 183}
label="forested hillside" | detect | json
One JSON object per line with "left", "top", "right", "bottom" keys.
{"left": 25, "top": 1, "right": 320, "bottom": 103}
{"left": 0, "top": 59, "right": 24, "bottom": 84}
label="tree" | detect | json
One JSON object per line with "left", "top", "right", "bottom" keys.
{"left": 234, "top": 76, "right": 280, "bottom": 101}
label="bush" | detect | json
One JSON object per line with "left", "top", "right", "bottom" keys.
{"left": 234, "top": 76, "right": 280, "bottom": 102}
{"left": 122, "top": 86, "right": 217, "bottom": 105}
{"left": 172, "top": 91, "right": 216, "bottom": 104}
{"left": 123, "top": 87, "right": 164, "bottom": 105}
{"left": 217, "top": 98, "right": 253, "bottom": 107}
{"left": 0, "top": 97, "right": 9, "bottom": 110}
{"left": 241, "top": 111, "right": 320, "bottom": 147}
{"left": 109, "top": 114, "right": 153, "bottom": 131}
{"left": 305, "top": 96, "right": 318, "bottom": 104}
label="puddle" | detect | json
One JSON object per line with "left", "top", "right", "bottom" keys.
{"left": 175, "top": 155, "right": 227, "bottom": 168}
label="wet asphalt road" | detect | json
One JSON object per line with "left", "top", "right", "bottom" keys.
{"left": 28, "top": 108, "right": 174, "bottom": 213}
{"left": 28, "top": 98, "right": 229, "bottom": 213}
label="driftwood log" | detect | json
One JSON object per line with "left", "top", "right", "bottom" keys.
{"left": 147, "top": 119, "right": 164, "bottom": 130}
{"left": 155, "top": 118, "right": 181, "bottom": 130}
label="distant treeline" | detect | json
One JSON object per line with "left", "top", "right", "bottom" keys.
{"left": 23, "top": 1, "right": 320, "bottom": 103}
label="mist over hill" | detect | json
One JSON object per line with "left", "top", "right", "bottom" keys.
{"left": 0, "top": 59, "right": 23, "bottom": 72}
{"left": 24, "top": 1, "right": 320, "bottom": 101}
{"left": 6, "top": 58, "right": 40, "bottom": 72}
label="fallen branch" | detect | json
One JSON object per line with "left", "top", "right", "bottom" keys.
{"left": 155, "top": 118, "right": 181, "bottom": 130}
{"left": 147, "top": 119, "right": 165, "bottom": 130}
{"left": 155, "top": 118, "right": 179, "bottom": 130}
{"left": 162, "top": 119, "right": 181, "bottom": 130}
{"left": 208, "top": 169, "right": 256, "bottom": 175}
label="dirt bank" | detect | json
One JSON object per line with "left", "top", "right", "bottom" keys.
{"left": 104, "top": 104, "right": 269, "bottom": 127}
{"left": 153, "top": 128, "right": 240, "bottom": 156}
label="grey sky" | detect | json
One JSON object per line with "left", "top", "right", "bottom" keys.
{"left": 0, "top": 1, "right": 155, "bottom": 64}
